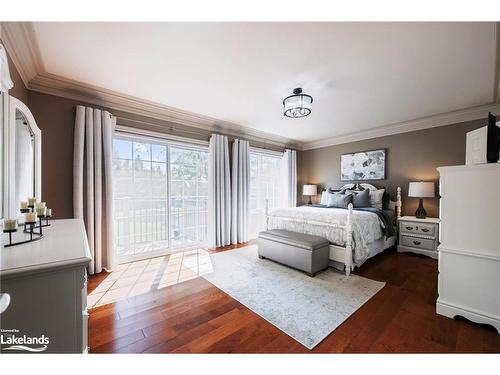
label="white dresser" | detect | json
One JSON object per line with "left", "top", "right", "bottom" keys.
{"left": 437, "top": 163, "right": 500, "bottom": 333}
{"left": 1, "top": 219, "right": 91, "bottom": 352}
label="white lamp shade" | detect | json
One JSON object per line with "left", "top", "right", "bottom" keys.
{"left": 408, "top": 182, "right": 435, "bottom": 198}
{"left": 303, "top": 184, "right": 318, "bottom": 196}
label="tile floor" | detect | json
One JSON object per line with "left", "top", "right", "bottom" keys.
{"left": 87, "top": 248, "right": 214, "bottom": 308}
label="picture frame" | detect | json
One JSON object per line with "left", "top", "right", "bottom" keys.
{"left": 340, "top": 148, "right": 386, "bottom": 181}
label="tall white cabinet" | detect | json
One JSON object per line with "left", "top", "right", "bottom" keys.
{"left": 437, "top": 163, "right": 500, "bottom": 333}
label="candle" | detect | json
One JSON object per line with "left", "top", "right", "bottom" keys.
{"left": 28, "top": 197, "right": 37, "bottom": 206}
{"left": 25, "top": 212, "right": 37, "bottom": 223}
{"left": 20, "top": 201, "right": 28, "bottom": 209}
{"left": 36, "top": 202, "right": 46, "bottom": 209}
{"left": 3, "top": 219, "right": 18, "bottom": 231}
{"left": 46, "top": 208, "right": 52, "bottom": 217}
{"left": 36, "top": 206, "right": 46, "bottom": 217}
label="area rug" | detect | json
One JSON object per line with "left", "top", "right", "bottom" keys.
{"left": 202, "top": 245, "right": 385, "bottom": 349}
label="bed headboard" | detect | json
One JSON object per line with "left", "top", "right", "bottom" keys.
{"left": 339, "top": 183, "right": 402, "bottom": 219}
{"left": 340, "top": 183, "right": 379, "bottom": 191}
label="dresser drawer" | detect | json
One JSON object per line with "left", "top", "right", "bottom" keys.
{"left": 400, "top": 222, "right": 436, "bottom": 236}
{"left": 400, "top": 235, "right": 435, "bottom": 251}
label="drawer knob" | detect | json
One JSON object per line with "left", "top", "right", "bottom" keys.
{"left": 413, "top": 240, "right": 422, "bottom": 245}
{"left": 405, "top": 226, "right": 413, "bottom": 230}
{"left": 0, "top": 293, "right": 11, "bottom": 314}
{"left": 421, "top": 228, "right": 429, "bottom": 233}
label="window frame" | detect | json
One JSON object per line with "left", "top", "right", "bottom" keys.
{"left": 113, "top": 129, "right": 209, "bottom": 264}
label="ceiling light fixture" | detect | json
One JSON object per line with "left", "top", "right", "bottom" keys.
{"left": 283, "top": 88, "right": 313, "bottom": 118}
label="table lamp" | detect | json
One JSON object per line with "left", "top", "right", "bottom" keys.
{"left": 303, "top": 185, "right": 317, "bottom": 205}
{"left": 408, "top": 181, "right": 435, "bottom": 219}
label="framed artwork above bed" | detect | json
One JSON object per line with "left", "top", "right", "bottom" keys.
{"left": 340, "top": 148, "right": 386, "bottom": 181}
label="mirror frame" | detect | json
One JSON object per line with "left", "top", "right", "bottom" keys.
{"left": 2, "top": 94, "right": 42, "bottom": 219}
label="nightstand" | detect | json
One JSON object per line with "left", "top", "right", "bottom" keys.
{"left": 397, "top": 216, "right": 440, "bottom": 259}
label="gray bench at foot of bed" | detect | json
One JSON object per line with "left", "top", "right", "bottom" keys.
{"left": 257, "top": 229, "right": 330, "bottom": 277}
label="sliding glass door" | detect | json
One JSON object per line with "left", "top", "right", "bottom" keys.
{"left": 169, "top": 146, "right": 208, "bottom": 248}
{"left": 112, "top": 135, "right": 208, "bottom": 263}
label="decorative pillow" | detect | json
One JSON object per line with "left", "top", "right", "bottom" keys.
{"left": 320, "top": 190, "right": 329, "bottom": 205}
{"left": 382, "top": 190, "right": 391, "bottom": 210}
{"left": 368, "top": 188, "right": 385, "bottom": 209}
{"left": 327, "top": 192, "right": 352, "bottom": 208}
{"left": 350, "top": 189, "right": 371, "bottom": 208}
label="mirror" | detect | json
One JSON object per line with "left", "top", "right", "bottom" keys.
{"left": 2, "top": 95, "right": 41, "bottom": 219}
{"left": 15, "top": 109, "right": 35, "bottom": 210}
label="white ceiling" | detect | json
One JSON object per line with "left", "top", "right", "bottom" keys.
{"left": 31, "top": 22, "right": 497, "bottom": 143}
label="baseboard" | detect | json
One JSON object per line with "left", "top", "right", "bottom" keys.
{"left": 436, "top": 299, "right": 500, "bottom": 333}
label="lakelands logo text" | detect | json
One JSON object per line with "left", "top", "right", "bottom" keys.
{"left": 1, "top": 329, "right": 49, "bottom": 352}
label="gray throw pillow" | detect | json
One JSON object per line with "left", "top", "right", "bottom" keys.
{"left": 350, "top": 188, "right": 371, "bottom": 208}
{"left": 327, "top": 192, "right": 352, "bottom": 208}
{"left": 352, "top": 189, "right": 371, "bottom": 208}
{"left": 320, "top": 190, "right": 329, "bottom": 205}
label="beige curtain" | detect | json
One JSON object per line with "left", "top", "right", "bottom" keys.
{"left": 74, "top": 106, "right": 116, "bottom": 275}
{"left": 231, "top": 139, "right": 249, "bottom": 244}
{"left": 282, "top": 149, "right": 297, "bottom": 207}
{"left": 208, "top": 134, "right": 231, "bottom": 248}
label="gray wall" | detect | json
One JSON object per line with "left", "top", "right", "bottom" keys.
{"left": 298, "top": 119, "right": 485, "bottom": 218}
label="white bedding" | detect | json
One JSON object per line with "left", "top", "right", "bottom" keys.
{"left": 267, "top": 206, "right": 384, "bottom": 266}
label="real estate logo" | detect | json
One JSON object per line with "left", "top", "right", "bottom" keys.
{"left": 0, "top": 328, "right": 49, "bottom": 352}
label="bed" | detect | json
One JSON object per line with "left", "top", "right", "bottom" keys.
{"left": 265, "top": 183, "right": 402, "bottom": 276}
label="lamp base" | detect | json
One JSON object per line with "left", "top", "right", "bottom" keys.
{"left": 307, "top": 196, "right": 312, "bottom": 205}
{"left": 415, "top": 198, "right": 427, "bottom": 219}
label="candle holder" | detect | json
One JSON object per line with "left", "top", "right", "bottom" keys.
{"left": 29, "top": 215, "right": 48, "bottom": 236}
{"left": 3, "top": 222, "right": 43, "bottom": 248}
{"left": 3, "top": 228, "right": 17, "bottom": 247}
{"left": 34, "top": 214, "right": 51, "bottom": 229}
{"left": 20, "top": 207, "right": 34, "bottom": 231}
{"left": 5, "top": 198, "right": 53, "bottom": 248}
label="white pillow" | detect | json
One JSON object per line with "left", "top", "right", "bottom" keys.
{"left": 320, "top": 190, "right": 329, "bottom": 205}
{"left": 369, "top": 188, "right": 385, "bottom": 209}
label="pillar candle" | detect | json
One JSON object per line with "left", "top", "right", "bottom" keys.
{"left": 20, "top": 201, "right": 28, "bottom": 209}
{"left": 25, "top": 212, "right": 37, "bottom": 223}
{"left": 28, "top": 197, "right": 37, "bottom": 206}
{"left": 46, "top": 208, "right": 52, "bottom": 217}
{"left": 36, "top": 206, "right": 46, "bottom": 217}
{"left": 3, "top": 219, "right": 18, "bottom": 231}
{"left": 36, "top": 202, "right": 46, "bottom": 209}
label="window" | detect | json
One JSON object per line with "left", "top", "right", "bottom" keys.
{"left": 112, "top": 136, "right": 208, "bottom": 263}
{"left": 249, "top": 150, "right": 284, "bottom": 239}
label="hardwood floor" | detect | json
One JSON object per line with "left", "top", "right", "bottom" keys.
{"left": 87, "top": 245, "right": 500, "bottom": 353}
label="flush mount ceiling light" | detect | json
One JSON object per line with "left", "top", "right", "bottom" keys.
{"left": 283, "top": 88, "right": 313, "bottom": 118}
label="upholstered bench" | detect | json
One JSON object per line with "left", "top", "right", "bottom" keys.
{"left": 257, "top": 229, "right": 330, "bottom": 277}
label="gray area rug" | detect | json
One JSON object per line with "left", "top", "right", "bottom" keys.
{"left": 202, "top": 245, "right": 385, "bottom": 349}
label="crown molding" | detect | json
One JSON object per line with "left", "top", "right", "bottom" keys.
{"left": 0, "top": 22, "right": 44, "bottom": 87}
{"left": 302, "top": 102, "right": 500, "bottom": 150}
{"left": 28, "top": 72, "right": 300, "bottom": 149}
